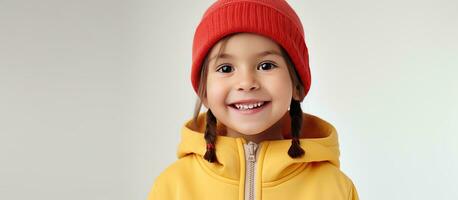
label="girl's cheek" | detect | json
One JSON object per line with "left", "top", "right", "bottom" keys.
{"left": 269, "top": 76, "right": 293, "bottom": 96}
{"left": 207, "top": 84, "right": 226, "bottom": 104}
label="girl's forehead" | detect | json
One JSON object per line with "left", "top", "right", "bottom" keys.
{"left": 209, "top": 33, "right": 282, "bottom": 59}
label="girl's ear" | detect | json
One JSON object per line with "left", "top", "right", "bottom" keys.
{"left": 292, "top": 84, "right": 305, "bottom": 102}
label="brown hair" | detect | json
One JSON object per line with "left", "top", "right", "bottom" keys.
{"left": 192, "top": 34, "right": 306, "bottom": 163}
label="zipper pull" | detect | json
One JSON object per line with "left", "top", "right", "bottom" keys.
{"left": 247, "top": 141, "right": 258, "bottom": 162}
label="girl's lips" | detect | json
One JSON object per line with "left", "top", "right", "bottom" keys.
{"left": 229, "top": 99, "right": 269, "bottom": 105}
{"left": 228, "top": 101, "right": 271, "bottom": 115}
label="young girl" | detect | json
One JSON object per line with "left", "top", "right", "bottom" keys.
{"left": 148, "top": 0, "right": 359, "bottom": 199}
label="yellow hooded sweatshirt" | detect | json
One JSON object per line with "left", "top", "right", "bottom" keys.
{"left": 147, "top": 111, "right": 359, "bottom": 200}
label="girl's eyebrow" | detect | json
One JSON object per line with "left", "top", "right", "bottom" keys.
{"left": 208, "top": 50, "right": 282, "bottom": 62}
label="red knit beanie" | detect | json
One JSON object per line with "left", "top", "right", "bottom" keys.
{"left": 191, "top": 0, "right": 311, "bottom": 97}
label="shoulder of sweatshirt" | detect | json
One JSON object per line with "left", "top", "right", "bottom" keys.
{"left": 153, "top": 155, "right": 196, "bottom": 184}
{"left": 305, "top": 161, "right": 359, "bottom": 199}
{"left": 147, "top": 156, "right": 196, "bottom": 200}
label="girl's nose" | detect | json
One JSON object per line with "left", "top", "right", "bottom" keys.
{"left": 236, "top": 70, "right": 260, "bottom": 92}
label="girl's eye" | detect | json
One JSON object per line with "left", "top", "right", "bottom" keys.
{"left": 258, "top": 62, "right": 277, "bottom": 71}
{"left": 216, "top": 64, "right": 234, "bottom": 73}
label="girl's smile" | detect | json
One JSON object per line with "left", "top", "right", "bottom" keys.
{"left": 227, "top": 100, "right": 271, "bottom": 115}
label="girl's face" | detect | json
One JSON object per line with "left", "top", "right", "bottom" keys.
{"left": 202, "top": 33, "right": 300, "bottom": 136}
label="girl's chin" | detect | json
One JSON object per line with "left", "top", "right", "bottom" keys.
{"left": 225, "top": 119, "right": 272, "bottom": 134}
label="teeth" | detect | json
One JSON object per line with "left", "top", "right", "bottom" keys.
{"left": 234, "top": 102, "right": 265, "bottom": 110}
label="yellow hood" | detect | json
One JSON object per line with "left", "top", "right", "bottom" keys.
{"left": 177, "top": 111, "right": 340, "bottom": 183}
{"left": 148, "top": 111, "right": 359, "bottom": 200}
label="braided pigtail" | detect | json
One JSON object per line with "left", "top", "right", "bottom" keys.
{"left": 288, "top": 99, "right": 305, "bottom": 158}
{"left": 203, "top": 109, "right": 218, "bottom": 163}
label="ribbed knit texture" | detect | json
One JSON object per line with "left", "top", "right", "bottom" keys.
{"left": 191, "top": 0, "right": 311, "bottom": 97}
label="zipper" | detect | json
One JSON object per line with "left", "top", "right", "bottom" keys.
{"left": 244, "top": 141, "right": 260, "bottom": 200}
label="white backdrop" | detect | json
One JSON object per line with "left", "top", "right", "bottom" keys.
{"left": 0, "top": 0, "right": 457, "bottom": 199}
